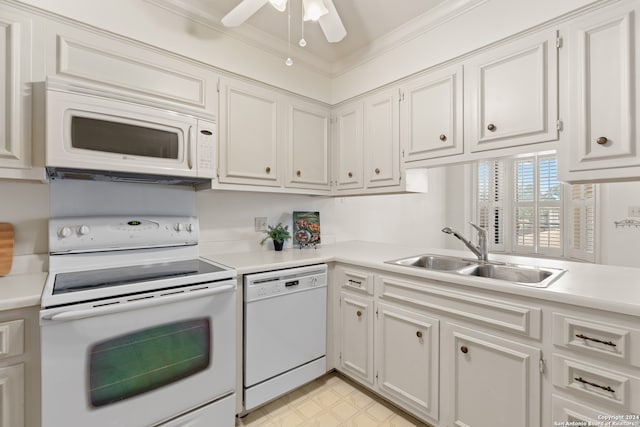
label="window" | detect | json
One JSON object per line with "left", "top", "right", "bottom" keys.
{"left": 475, "top": 154, "right": 597, "bottom": 261}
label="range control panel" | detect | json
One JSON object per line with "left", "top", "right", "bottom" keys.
{"left": 49, "top": 216, "right": 198, "bottom": 254}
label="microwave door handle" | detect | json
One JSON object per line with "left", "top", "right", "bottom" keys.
{"left": 43, "top": 284, "right": 235, "bottom": 322}
{"left": 187, "top": 125, "right": 194, "bottom": 170}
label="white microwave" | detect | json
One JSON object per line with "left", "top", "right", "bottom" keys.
{"left": 45, "top": 79, "right": 216, "bottom": 181}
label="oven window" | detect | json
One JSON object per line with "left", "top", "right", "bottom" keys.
{"left": 71, "top": 116, "right": 180, "bottom": 159}
{"left": 88, "top": 318, "right": 210, "bottom": 407}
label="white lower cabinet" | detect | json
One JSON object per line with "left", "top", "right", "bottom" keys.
{"left": 0, "top": 364, "right": 24, "bottom": 427}
{"left": 441, "top": 323, "right": 541, "bottom": 427}
{"left": 376, "top": 302, "right": 439, "bottom": 421}
{"left": 339, "top": 290, "right": 374, "bottom": 386}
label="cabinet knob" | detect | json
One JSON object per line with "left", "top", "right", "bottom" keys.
{"left": 375, "top": 168, "right": 381, "bottom": 175}
{"left": 439, "top": 134, "right": 447, "bottom": 142}
{"left": 356, "top": 310, "right": 362, "bottom": 318}
{"left": 596, "top": 136, "right": 608, "bottom": 145}
{"left": 416, "top": 331, "right": 423, "bottom": 338}
{"left": 296, "top": 170, "right": 301, "bottom": 177}
{"left": 265, "top": 166, "right": 271, "bottom": 174}
{"left": 348, "top": 171, "right": 353, "bottom": 178}
{"left": 487, "top": 123, "right": 496, "bottom": 132}
{"left": 460, "top": 345, "right": 469, "bottom": 354}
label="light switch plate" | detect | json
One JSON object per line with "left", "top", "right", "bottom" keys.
{"left": 254, "top": 217, "right": 268, "bottom": 232}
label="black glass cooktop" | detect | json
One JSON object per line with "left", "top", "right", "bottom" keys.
{"left": 53, "top": 259, "right": 227, "bottom": 295}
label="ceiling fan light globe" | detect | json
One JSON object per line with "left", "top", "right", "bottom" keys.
{"left": 302, "top": 0, "right": 328, "bottom": 21}
{"left": 269, "top": 0, "right": 287, "bottom": 12}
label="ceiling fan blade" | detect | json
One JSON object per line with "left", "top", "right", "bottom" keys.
{"left": 221, "top": 0, "right": 269, "bottom": 27}
{"left": 318, "top": 0, "right": 346, "bottom": 42}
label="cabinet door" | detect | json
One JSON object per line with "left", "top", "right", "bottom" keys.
{"left": 286, "top": 100, "right": 330, "bottom": 191}
{"left": 364, "top": 90, "right": 400, "bottom": 188}
{"left": 466, "top": 30, "right": 558, "bottom": 152}
{"left": 339, "top": 291, "right": 374, "bottom": 385}
{"left": 401, "top": 64, "right": 463, "bottom": 161}
{"left": 0, "top": 7, "right": 32, "bottom": 171}
{"left": 376, "top": 303, "right": 439, "bottom": 422}
{"left": 0, "top": 364, "right": 24, "bottom": 427}
{"left": 441, "top": 323, "right": 541, "bottom": 427}
{"left": 333, "top": 102, "right": 364, "bottom": 191}
{"left": 567, "top": 2, "right": 640, "bottom": 172}
{"left": 218, "top": 77, "right": 281, "bottom": 187}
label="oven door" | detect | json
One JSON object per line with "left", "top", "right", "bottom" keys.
{"left": 40, "top": 280, "right": 236, "bottom": 427}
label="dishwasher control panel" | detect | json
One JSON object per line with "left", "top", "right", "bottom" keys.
{"left": 244, "top": 264, "right": 327, "bottom": 301}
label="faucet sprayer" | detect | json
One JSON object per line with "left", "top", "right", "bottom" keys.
{"left": 442, "top": 223, "right": 488, "bottom": 262}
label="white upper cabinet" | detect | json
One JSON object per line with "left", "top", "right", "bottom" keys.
{"left": 0, "top": 6, "right": 33, "bottom": 178}
{"left": 364, "top": 89, "right": 400, "bottom": 188}
{"left": 333, "top": 102, "right": 364, "bottom": 191}
{"left": 561, "top": 1, "right": 640, "bottom": 181}
{"left": 218, "top": 77, "right": 281, "bottom": 187}
{"left": 401, "top": 64, "right": 463, "bottom": 161}
{"left": 465, "top": 30, "right": 559, "bottom": 152}
{"left": 286, "top": 99, "right": 331, "bottom": 191}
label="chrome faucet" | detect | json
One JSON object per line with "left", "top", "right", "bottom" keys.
{"left": 442, "top": 223, "right": 488, "bottom": 262}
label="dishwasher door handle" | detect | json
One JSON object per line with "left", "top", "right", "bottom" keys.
{"left": 43, "top": 284, "right": 236, "bottom": 322}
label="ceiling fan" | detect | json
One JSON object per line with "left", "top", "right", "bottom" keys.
{"left": 221, "top": 0, "right": 347, "bottom": 43}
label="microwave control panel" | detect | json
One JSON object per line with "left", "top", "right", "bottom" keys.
{"left": 197, "top": 120, "right": 216, "bottom": 178}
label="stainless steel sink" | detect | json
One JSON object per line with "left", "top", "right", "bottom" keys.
{"left": 387, "top": 254, "right": 475, "bottom": 271}
{"left": 386, "top": 254, "right": 565, "bottom": 287}
{"left": 457, "top": 263, "right": 564, "bottom": 287}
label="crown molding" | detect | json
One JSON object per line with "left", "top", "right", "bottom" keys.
{"left": 146, "top": 0, "right": 487, "bottom": 78}
{"left": 146, "top": 0, "right": 335, "bottom": 76}
{"left": 330, "top": 0, "right": 489, "bottom": 76}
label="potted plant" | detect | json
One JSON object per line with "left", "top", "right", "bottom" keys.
{"left": 260, "top": 223, "right": 291, "bottom": 251}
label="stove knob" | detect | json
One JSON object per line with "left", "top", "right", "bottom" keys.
{"left": 58, "top": 227, "right": 72, "bottom": 238}
{"left": 174, "top": 223, "right": 184, "bottom": 232}
{"left": 78, "top": 225, "right": 90, "bottom": 236}
{"left": 186, "top": 223, "right": 195, "bottom": 232}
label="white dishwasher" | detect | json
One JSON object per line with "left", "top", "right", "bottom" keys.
{"left": 243, "top": 264, "right": 327, "bottom": 411}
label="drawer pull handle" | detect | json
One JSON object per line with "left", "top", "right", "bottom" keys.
{"left": 574, "top": 377, "right": 615, "bottom": 393}
{"left": 575, "top": 333, "right": 617, "bottom": 347}
{"left": 416, "top": 331, "right": 423, "bottom": 338}
{"left": 348, "top": 279, "right": 362, "bottom": 286}
{"left": 356, "top": 310, "right": 362, "bottom": 318}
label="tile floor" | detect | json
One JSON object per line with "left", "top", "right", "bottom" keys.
{"left": 236, "top": 372, "right": 431, "bottom": 427}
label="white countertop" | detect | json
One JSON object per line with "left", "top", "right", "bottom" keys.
{"left": 204, "top": 241, "right": 640, "bottom": 317}
{"left": 2, "top": 241, "right": 639, "bottom": 316}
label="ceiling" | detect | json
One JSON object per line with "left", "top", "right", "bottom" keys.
{"left": 152, "top": 0, "right": 451, "bottom": 70}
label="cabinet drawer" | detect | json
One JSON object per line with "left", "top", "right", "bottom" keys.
{"left": 335, "top": 266, "right": 373, "bottom": 295}
{"left": 378, "top": 274, "right": 541, "bottom": 339}
{"left": 551, "top": 394, "right": 628, "bottom": 424}
{"left": 0, "top": 320, "right": 24, "bottom": 360}
{"left": 552, "top": 354, "right": 640, "bottom": 413}
{"left": 553, "top": 313, "right": 640, "bottom": 367}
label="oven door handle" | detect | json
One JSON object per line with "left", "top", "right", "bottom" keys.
{"left": 43, "top": 284, "right": 236, "bottom": 322}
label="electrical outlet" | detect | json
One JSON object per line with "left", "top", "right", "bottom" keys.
{"left": 629, "top": 206, "right": 640, "bottom": 217}
{"left": 254, "top": 217, "right": 268, "bottom": 232}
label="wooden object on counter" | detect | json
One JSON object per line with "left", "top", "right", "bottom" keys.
{"left": 0, "top": 223, "right": 14, "bottom": 276}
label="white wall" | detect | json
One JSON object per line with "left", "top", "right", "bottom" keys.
{"left": 0, "top": 181, "right": 49, "bottom": 257}
{"left": 599, "top": 182, "right": 640, "bottom": 268}
{"left": 197, "top": 167, "right": 448, "bottom": 254}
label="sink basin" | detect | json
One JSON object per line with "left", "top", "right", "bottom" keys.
{"left": 386, "top": 254, "right": 475, "bottom": 271}
{"left": 458, "top": 263, "right": 564, "bottom": 287}
{"left": 386, "top": 253, "right": 565, "bottom": 287}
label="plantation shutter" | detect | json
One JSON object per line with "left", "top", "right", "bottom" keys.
{"left": 477, "top": 160, "right": 505, "bottom": 252}
{"left": 537, "top": 155, "right": 562, "bottom": 256}
{"left": 513, "top": 157, "right": 535, "bottom": 252}
{"left": 568, "top": 184, "right": 596, "bottom": 262}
